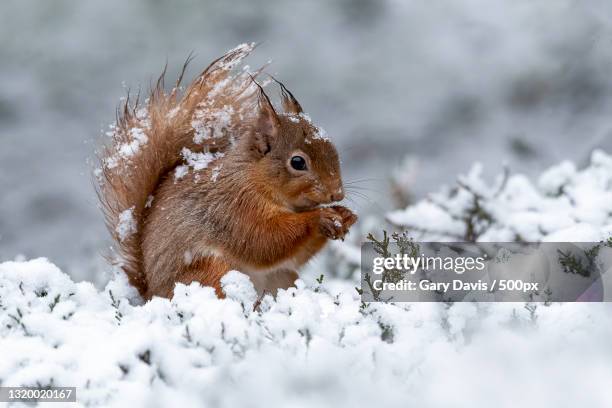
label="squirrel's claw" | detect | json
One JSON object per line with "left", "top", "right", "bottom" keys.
{"left": 318, "top": 206, "right": 358, "bottom": 240}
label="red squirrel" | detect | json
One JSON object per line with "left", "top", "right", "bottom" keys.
{"left": 97, "top": 44, "right": 357, "bottom": 299}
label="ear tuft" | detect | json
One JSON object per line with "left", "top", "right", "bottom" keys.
{"left": 250, "top": 76, "right": 279, "bottom": 157}
{"left": 269, "top": 75, "right": 303, "bottom": 115}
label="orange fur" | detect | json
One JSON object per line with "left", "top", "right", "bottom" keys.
{"left": 96, "top": 44, "right": 357, "bottom": 299}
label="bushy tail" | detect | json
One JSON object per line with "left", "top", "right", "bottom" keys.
{"left": 96, "top": 43, "right": 262, "bottom": 295}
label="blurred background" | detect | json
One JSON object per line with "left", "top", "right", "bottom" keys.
{"left": 2, "top": 0, "right": 612, "bottom": 285}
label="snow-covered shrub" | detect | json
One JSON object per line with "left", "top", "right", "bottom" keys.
{"left": 387, "top": 149, "right": 612, "bottom": 242}
{"left": 2, "top": 258, "right": 612, "bottom": 407}
{"left": 2, "top": 152, "right": 612, "bottom": 407}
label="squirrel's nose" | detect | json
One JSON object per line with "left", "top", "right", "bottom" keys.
{"left": 330, "top": 188, "right": 344, "bottom": 202}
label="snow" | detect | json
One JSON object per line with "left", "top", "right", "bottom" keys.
{"left": 1, "top": 258, "right": 611, "bottom": 407}
{"left": 117, "top": 128, "right": 148, "bottom": 159}
{"left": 103, "top": 126, "right": 150, "bottom": 171}
{"left": 220, "top": 43, "right": 255, "bottom": 70}
{"left": 173, "top": 149, "right": 225, "bottom": 181}
{"left": 173, "top": 165, "right": 188, "bottom": 181}
{"left": 3, "top": 153, "right": 612, "bottom": 406}
{"left": 538, "top": 160, "right": 577, "bottom": 195}
{"left": 311, "top": 125, "right": 330, "bottom": 142}
{"left": 211, "top": 164, "right": 222, "bottom": 182}
{"left": 181, "top": 148, "right": 224, "bottom": 172}
{"left": 115, "top": 207, "right": 136, "bottom": 242}
{"left": 192, "top": 105, "right": 235, "bottom": 144}
{"left": 388, "top": 150, "right": 612, "bottom": 243}
{"left": 220, "top": 270, "right": 257, "bottom": 310}
{"left": 293, "top": 112, "right": 331, "bottom": 143}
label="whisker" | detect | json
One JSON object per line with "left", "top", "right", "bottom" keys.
{"left": 346, "top": 191, "right": 378, "bottom": 205}
{"left": 342, "top": 195, "right": 364, "bottom": 211}
{"left": 347, "top": 195, "right": 371, "bottom": 205}
{"left": 345, "top": 191, "right": 387, "bottom": 213}
{"left": 344, "top": 185, "right": 383, "bottom": 194}
{"left": 339, "top": 195, "right": 369, "bottom": 213}
{"left": 344, "top": 177, "right": 383, "bottom": 184}
{"left": 346, "top": 189, "right": 369, "bottom": 199}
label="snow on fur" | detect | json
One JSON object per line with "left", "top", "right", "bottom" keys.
{"left": 2, "top": 153, "right": 612, "bottom": 407}
{"left": 115, "top": 207, "right": 137, "bottom": 242}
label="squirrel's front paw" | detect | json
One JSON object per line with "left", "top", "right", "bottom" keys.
{"left": 330, "top": 206, "right": 358, "bottom": 232}
{"left": 318, "top": 206, "right": 358, "bottom": 240}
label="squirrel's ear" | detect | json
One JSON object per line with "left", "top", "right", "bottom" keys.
{"left": 271, "top": 76, "right": 303, "bottom": 115}
{"left": 252, "top": 80, "right": 280, "bottom": 156}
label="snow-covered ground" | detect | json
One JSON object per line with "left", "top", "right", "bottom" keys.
{"left": 2, "top": 154, "right": 612, "bottom": 407}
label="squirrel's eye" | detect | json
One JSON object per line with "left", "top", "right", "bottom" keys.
{"left": 290, "top": 155, "right": 307, "bottom": 171}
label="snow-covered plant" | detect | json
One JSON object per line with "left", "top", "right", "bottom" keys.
{"left": 387, "top": 150, "right": 612, "bottom": 242}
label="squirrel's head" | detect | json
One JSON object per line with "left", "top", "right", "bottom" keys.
{"left": 244, "top": 80, "right": 344, "bottom": 211}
